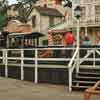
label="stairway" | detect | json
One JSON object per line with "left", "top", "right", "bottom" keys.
{"left": 72, "top": 67, "right": 100, "bottom": 90}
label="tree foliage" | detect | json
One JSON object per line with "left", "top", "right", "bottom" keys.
{"left": 0, "top": 0, "right": 8, "bottom": 30}
{"left": 0, "top": 0, "right": 39, "bottom": 30}
{"left": 16, "top": 0, "right": 39, "bottom": 22}
{"left": 17, "top": 0, "right": 38, "bottom": 9}
{"left": 0, "top": 0, "right": 8, "bottom": 15}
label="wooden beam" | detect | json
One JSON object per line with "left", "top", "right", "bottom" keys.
{"left": 84, "top": 80, "right": 100, "bottom": 100}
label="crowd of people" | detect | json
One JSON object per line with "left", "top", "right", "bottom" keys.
{"left": 64, "top": 30, "right": 100, "bottom": 47}
{"left": 51, "top": 29, "right": 100, "bottom": 58}
{"left": 61, "top": 29, "right": 100, "bottom": 58}
{"left": 80, "top": 32, "right": 100, "bottom": 46}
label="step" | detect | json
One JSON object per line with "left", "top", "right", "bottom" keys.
{"left": 8, "top": 61, "right": 18, "bottom": 63}
{"left": 73, "top": 80, "right": 96, "bottom": 84}
{"left": 75, "top": 76, "right": 100, "bottom": 80}
{"left": 79, "top": 67, "right": 100, "bottom": 73}
{"left": 78, "top": 72, "right": 100, "bottom": 76}
{"left": 80, "top": 65, "right": 100, "bottom": 69}
{"left": 72, "top": 80, "right": 96, "bottom": 86}
{"left": 72, "top": 85, "right": 90, "bottom": 90}
{"left": 72, "top": 85, "right": 100, "bottom": 91}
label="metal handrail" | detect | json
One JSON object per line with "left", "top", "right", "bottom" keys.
{"left": 68, "top": 47, "right": 78, "bottom": 69}
{"left": 68, "top": 47, "right": 79, "bottom": 92}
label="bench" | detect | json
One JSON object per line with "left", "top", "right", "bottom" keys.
{"left": 84, "top": 80, "right": 100, "bottom": 100}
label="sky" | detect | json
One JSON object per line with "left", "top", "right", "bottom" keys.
{"left": 7, "top": 0, "right": 18, "bottom": 5}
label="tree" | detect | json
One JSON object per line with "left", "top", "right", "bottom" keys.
{"left": 16, "top": 0, "right": 38, "bottom": 22}
{"left": 0, "top": 0, "right": 8, "bottom": 15}
{"left": 0, "top": 0, "right": 8, "bottom": 30}
{"left": 17, "top": 0, "right": 38, "bottom": 9}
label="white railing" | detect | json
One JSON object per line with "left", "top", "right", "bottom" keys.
{"left": 0, "top": 46, "right": 100, "bottom": 92}
{"left": 79, "top": 47, "right": 100, "bottom": 66}
{"left": 1, "top": 47, "right": 75, "bottom": 78}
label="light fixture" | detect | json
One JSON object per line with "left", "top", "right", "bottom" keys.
{"left": 62, "top": 0, "right": 72, "bottom": 8}
{"left": 74, "top": 6, "right": 81, "bottom": 19}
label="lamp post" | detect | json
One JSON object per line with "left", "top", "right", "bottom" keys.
{"left": 74, "top": 6, "right": 81, "bottom": 73}
{"left": 62, "top": 0, "right": 81, "bottom": 92}
{"left": 74, "top": 6, "right": 81, "bottom": 49}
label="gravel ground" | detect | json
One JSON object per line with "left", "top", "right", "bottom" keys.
{"left": 0, "top": 77, "right": 86, "bottom": 100}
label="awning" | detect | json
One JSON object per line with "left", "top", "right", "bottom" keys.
{"left": 8, "top": 32, "right": 44, "bottom": 39}
{"left": 48, "top": 29, "right": 70, "bottom": 34}
{"left": 26, "top": 32, "right": 44, "bottom": 38}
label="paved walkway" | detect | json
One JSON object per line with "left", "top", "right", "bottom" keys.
{"left": 0, "top": 77, "right": 84, "bottom": 100}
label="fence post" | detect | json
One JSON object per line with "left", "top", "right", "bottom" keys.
{"left": 76, "top": 47, "right": 80, "bottom": 73}
{"left": 69, "top": 68, "right": 72, "bottom": 92}
{"left": 93, "top": 48, "right": 95, "bottom": 67}
{"left": 35, "top": 48, "right": 38, "bottom": 83}
{"left": 5, "top": 49, "right": 8, "bottom": 77}
{"left": 21, "top": 49, "right": 24, "bottom": 80}
{"left": 3, "top": 49, "right": 5, "bottom": 64}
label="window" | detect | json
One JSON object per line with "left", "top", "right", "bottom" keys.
{"left": 48, "top": 0, "right": 53, "bottom": 6}
{"left": 32, "top": 16, "right": 36, "bottom": 27}
{"left": 95, "top": 17, "right": 100, "bottom": 24}
{"left": 73, "top": 0, "right": 80, "bottom": 4}
{"left": 94, "top": 0, "right": 100, "bottom": 3}
{"left": 52, "top": 34, "right": 63, "bottom": 46}
{"left": 95, "top": 5, "right": 100, "bottom": 16}
{"left": 42, "top": 40, "right": 48, "bottom": 46}
{"left": 81, "top": 7, "right": 86, "bottom": 18}
{"left": 49, "top": 17, "right": 54, "bottom": 27}
{"left": 55, "top": 0, "right": 61, "bottom": 5}
{"left": 95, "top": 5, "right": 100, "bottom": 23}
{"left": 44, "top": 4, "right": 47, "bottom": 7}
{"left": 24, "top": 39, "right": 35, "bottom": 47}
{"left": 83, "top": 0, "right": 93, "bottom": 3}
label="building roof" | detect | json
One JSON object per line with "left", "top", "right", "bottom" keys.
{"left": 48, "top": 21, "right": 69, "bottom": 31}
{"left": 4, "top": 19, "right": 33, "bottom": 33}
{"left": 28, "top": 6, "right": 64, "bottom": 17}
{"left": 48, "top": 21, "right": 71, "bottom": 34}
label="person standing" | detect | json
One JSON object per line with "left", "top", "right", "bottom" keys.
{"left": 96, "top": 34, "right": 100, "bottom": 45}
{"left": 80, "top": 31, "right": 85, "bottom": 45}
{"left": 82, "top": 35, "right": 92, "bottom": 46}
{"left": 64, "top": 29, "right": 75, "bottom": 58}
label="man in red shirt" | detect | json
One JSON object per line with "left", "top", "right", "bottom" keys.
{"left": 64, "top": 30, "right": 75, "bottom": 58}
{"left": 64, "top": 31, "right": 75, "bottom": 46}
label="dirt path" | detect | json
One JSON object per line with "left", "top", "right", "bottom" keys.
{"left": 0, "top": 77, "right": 84, "bottom": 100}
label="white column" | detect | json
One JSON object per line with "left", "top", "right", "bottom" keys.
{"left": 72, "top": 0, "right": 76, "bottom": 22}
{"left": 85, "top": 27, "right": 88, "bottom": 36}
{"left": 76, "top": 19, "right": 80, "bottom": 73}
{"left": 92, "top": 0, "right": 95, "bottom": 24}
{"left": 93, "top": 48, "right": 96, "bottom": 67}
{"left": 3, "top": 49, "right": 6, "bottom": 64}
{"left": 69, "top": 68, "right": 72, "bottom": 92}
{"left": 35, "top": 48, "right": 38, "bottom": 83}
{"left": 5, "top": 49, "right": 8, "bottom": 77}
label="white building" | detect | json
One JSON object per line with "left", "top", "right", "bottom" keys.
{"left": 48, "top": 0, "right": 100, "bottom": 45}
{"left": 27, "top": 6, "right": 64, "bottom": 46}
